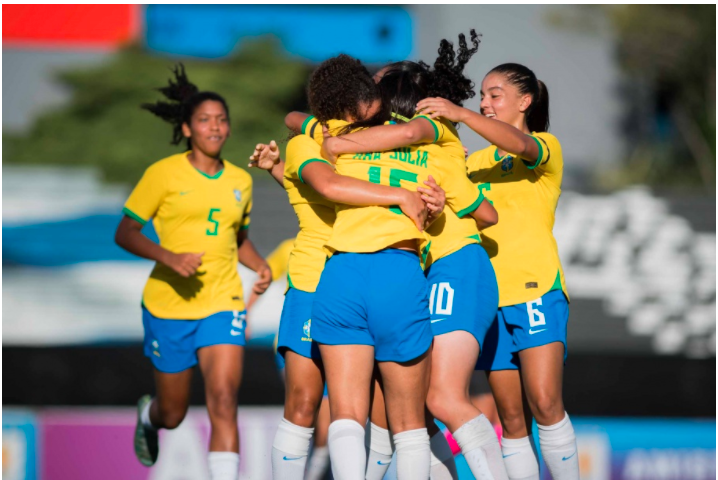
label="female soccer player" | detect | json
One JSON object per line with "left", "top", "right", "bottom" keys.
{"left": 114, "top": 65, "right": 271, "bottom": 480}
{"left": 249, "top": 55, "right": 442, "bottom": 480}
{"left": 318, "top": 30, "right": 510, "bottom": 480}
{"left": 417, "top": 63, "right": 579, "bottom": 480}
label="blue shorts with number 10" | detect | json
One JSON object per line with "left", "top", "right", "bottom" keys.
{"left": 312, "top": 249, "right": 433, "bottom": 363}
{"left": 476, "top": 289, "right": 569, "bottom": 371}
{"left": 426, "top": 244, "right": 498, "bottom": 350}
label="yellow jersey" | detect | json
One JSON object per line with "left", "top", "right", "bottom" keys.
{"left": 418, "top": 117, "right": 484, "bottom": 268}
{"left": 466, "top": 132, "right": 568, "bottom": 307}
{"left": 283, "top": 123, "right": 345, "bottom": 292}
{"left": 123, "top": 152, "right": 252, "bottom": 319}
{"left": 266, "top": 238, "right": 295, "bottom": 281}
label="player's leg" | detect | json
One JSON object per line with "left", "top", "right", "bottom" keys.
{"left": 273, "top": 350, "right": 324, "bottom": 479}
{"left": 305, "top": 394, "right": 331, "bottom": 480}
{"left": 272, "top": 287, "right": 326, "bottom": 479}
{"left": 365, "top": 371, "right": 394, "bottom": 480}
{"left": 319, "top": 343, "right": 375, "bottom": 480}
{"left": 312, "top": 252, "right": 377, "bottom": 480}
{"left": 426, "top": 245, "right": 507, "bottom": 480}
{"left": 509, "top": 290, "right": 577, "bottom": 480}
{"left": 487, "top": 370, "right": 539, "bottom": 480}
{"left": 135, "top": 309, "right": 198, "bottom": 466}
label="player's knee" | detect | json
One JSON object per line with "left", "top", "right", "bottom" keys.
{"left": 426, "top": 387, "right": 457, "bottom": 424}
{"left": 499, "top": 406, "right": 527, "bottom": 436}
{"left": 530, "top": 393, "right": 563, "bottom": 424}
{"left": 286, "top": 392, "right": 320, "bottom": 426}
{"left": 206, "top": 387, "right": 238, "bottom": 419}
{"left": 159, "top": 408, "right": 187, "bottom": 429}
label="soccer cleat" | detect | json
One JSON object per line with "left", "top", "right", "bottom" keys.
{"left": 134, "top": 395, "right": 159, "bottom": 466}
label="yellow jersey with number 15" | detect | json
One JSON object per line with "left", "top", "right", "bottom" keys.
{"left": 466, "top": 132, "right": 568, "bottom": 307}
{"left": 123, "top": 152, "right": 253, "bottom": 319}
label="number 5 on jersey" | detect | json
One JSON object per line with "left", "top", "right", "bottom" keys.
{"left": 207, "top": 208, "right": 220, "bottom": 236}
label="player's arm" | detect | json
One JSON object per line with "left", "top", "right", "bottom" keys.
{"left": 115, "top": 216, "right": 203, "bottom": 278}
{"left": 471, "top": 199, "right": 498, "bottom": 230}
{"left": 417, "top": 97, "right": 543, "bottom": 163}
{"left": 321, "top": 118, "right": 437, "bottom": 163}
{"left": 237, "top": 229, "right": 272, "bottom": 294}
{"left": 285, "top": 111, "right": 312, "bottom": 134}
{"left": 249, "top": 141, "right": 284, "bottom": 186}
{"left": 301, "top": 161, "right": 428, "bottom": 232}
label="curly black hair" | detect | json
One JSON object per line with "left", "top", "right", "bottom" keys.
{"left": 378, "top": 29, "right": 481, "bottom": 124}
{"left": 141, "top": 64, "right": 230, "bottom": 150}
{"left": 306, "top": 54, "right": 384, "bottom": 133}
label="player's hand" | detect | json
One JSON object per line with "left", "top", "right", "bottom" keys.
{"left": 463, "top": 145, "right": 469, "bottom": 159}
{"left": 167, "top": 252, "right": 204, "bottom": 277}
{"left": 416, "top": 97, "right": 466, "bottom": 123}
{"left": 399, "top": 190, "right": 429, "bottom": 232}
{"left": 321, "top": 126, "right": 339, "bottom": 163}
{"left": 248, "top": 141, "right": 280, "bottom": 170}
{"left": 252, "top": 263, "right": 272, "bottom": 295}
{"left": 417, "top": 176, "right": 445, "bottom": 224}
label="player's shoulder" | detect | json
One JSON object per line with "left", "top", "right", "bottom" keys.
{"left": 533, "top": 131, "right": 561, "bottom": 150}
{"left": 222, "top": 160, "right": 253, "bottom": 185}
{"left": 147, "top": 152, "right": 187, "bottom": 172}
{"left": 467, "top": 145, "right": 495, "bottom": 167}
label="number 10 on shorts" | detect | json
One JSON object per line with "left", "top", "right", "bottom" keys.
{"left": 430, "top": 282, "right": 454, "bottom": 315}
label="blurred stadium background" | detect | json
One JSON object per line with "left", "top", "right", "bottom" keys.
{"left": 2, "top": 5, "right": 715, "bottom": 480}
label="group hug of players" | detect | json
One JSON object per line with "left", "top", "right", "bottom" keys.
{"left": 115, "top": 29, "right": 579, "bottom": 480}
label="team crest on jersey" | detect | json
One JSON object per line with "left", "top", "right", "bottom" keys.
{"left": 501, "top": 155, "right": 514, "bottom": 172}
{"left": 233, "top": 189, "right": 242, "bottom": 202}
{"left": 302, "top": 319, "right": 312, "bottom": 340}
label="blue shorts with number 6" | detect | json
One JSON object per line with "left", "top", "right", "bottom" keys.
{"left": 426, "top": 244, "right": 498, "bottom": 349}
{"left": 142, "top": 306, "right": 247, "bottom": 373}
{"left": 476, "top": 289, "right": 569, "bottom": 371}
{"left": 312, "top": 249, "right": 432, "bottom": 363}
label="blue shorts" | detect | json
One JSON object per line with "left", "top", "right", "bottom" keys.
{"left": 426, "top": 244, "right": 498, "bottom": 349}
{"left": 476, "top": 289, "right": 569, "bottom": 371}
{"left": 142, "top": 306, "right": 247, "bottom": 373}
{"left": 277, "top": 287, "right": 322, "bottom": 361}
{"left": 312, "top": 249, "right": 432, "bottom": 363}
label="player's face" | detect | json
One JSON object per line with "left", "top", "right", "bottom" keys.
{"left": 184, "top": 100, "right": 230, "bottom": 157}
{"left": 480, "top": 72, "right": 530, "bottom": 128}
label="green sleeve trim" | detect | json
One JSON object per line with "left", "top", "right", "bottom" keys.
{"left": 524, "top": 136, "right": 544, "bottom": 170}
{"left": 456, "top": 191, "right": 485, "bottom": 218}
{"left": 301, "top": 115, "right": 315, "bottom": 135}
{"left": 414, "top": 115, "right": 440, "bottom": 142}
{"left": 122, "top": 207, "right": 148, "bottom": 226}
{"left": 493, "top": 148, "right": 502, "bottom": 162}
{"left": 298, "top": 158, "right": 331, "bottom": 183}
{"left": 240, "top": 224, "right": 250, "bottom": 231}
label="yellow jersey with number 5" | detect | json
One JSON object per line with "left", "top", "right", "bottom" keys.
{"left": 466, "top": 132, "right": 568, "bottom": 307}
{"left": 123, "top": 152, "right": 252, "bottom": 319}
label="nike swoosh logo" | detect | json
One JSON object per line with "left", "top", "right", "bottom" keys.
{"left": 230, "top": 330, "right": 243, "bottom": 336}
{"left": 179, "top": 191, "right": 192, "bottom": 196}
{"left": 503, "top": 452, "right": 520, "bottom": 458}
{"left": 283, "top": 456, "right": 302, "bottom": 461}
{"left": 529, "top": 328, "right": 547, "bottom": 335}
{"left": 562, "top": 451, "right": 576, "bottom": 461}
{"left": 431, "top": 318, "right": 448, "bottom": 323}
{"left": 377, "top": 461, "right": 391, "bottom": 465}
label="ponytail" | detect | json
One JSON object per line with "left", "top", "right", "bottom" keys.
{"left": 142, "top": 63, "right": 230, "bottom": 149}
{"left": 489, "top": 63, "right": 550, "bottom": 132}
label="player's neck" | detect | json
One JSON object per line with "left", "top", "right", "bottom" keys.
{"left": 188, "top": 150, "right": 224, "bottom": 176}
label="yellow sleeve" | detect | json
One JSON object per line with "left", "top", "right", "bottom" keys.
{"left": 241, "top": 193, "right": 252, "bottom": 231}
{"left": 438, "top": 156, "right": 485, "bottom": 218}
{"left": 123, "top": 163, "right": 168, "bottom": 225}
{"left": 301, "top": 115, "right": 324, "bottom": 144}
{"left": 522, "top": 132, "right": 561, "bottom": 175}
{"left": 286, "top": 135, "right": 332, "bottom": 183}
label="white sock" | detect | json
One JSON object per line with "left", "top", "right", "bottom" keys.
{"left": 365, "top": 422, "right": 395, "bottom": 480}
{"left": 452, "top": 415, "right": 508, "bottom": 480}
{"left": 208, "top": 452, "right": 239, "bottom": 480}
{"left": 141, "top": 398, "right": 156, "bottom": 430}
{"left": 429, "top": 430, "right": 458, "bottom": 480}
{"left": 328, "top": 419, "right": 366, "bottom": 480}
{"left": 305, "top": 445, "right": 330, "bottom": 480}
{"left": 271, "top": 418, "right": 314, "bottom": 480}
{"left": 501, "top": 435, "right": 540, "bottom": 480}
{"left": 393, "top": 428, "right": 431, "bottom": 480}
{"left": 537, "top": 413, "right": 579, "bottom": 480}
